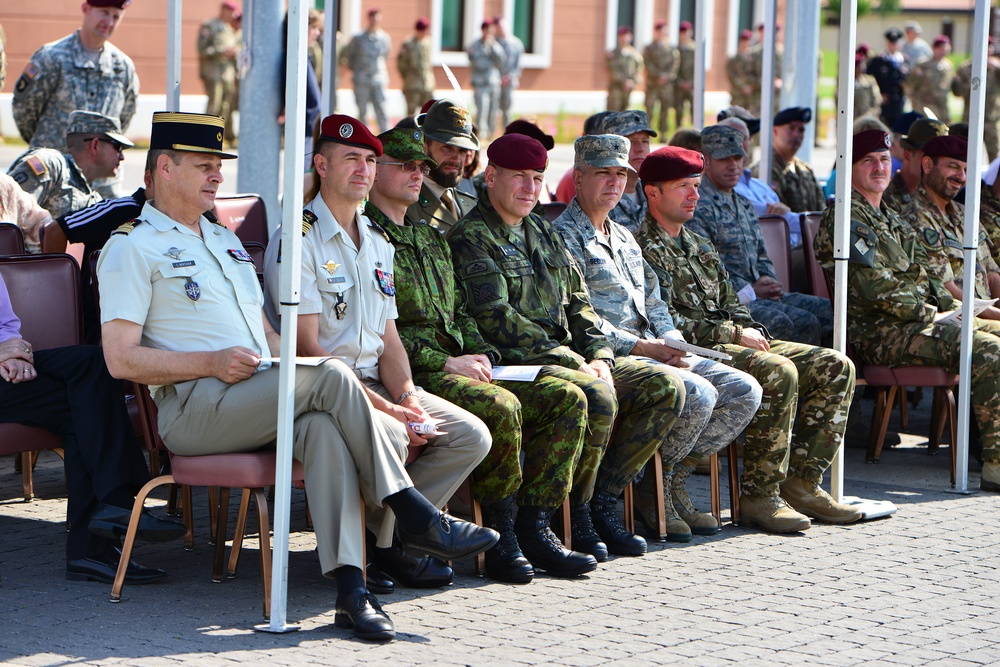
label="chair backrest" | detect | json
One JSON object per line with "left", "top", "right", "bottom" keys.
{"left": 800, "top": 212, "right": 830, "bottom": 300}
{"left": 39, "top": 219, "right": 85, "bottom": 267}
{"left": 212, "top": 194, "right": 269, "bottom": 246}
{"left": 758, "top": 215, "right": 791, "bottom": 290}
{"left": 0, "top": 223, "right": 25, "bottom": 255}
{"left": 242, "top": 241, "right": 266, "bottom": 282}
{"left": 130, "top": 382, "right": 167, "bottom": 454}
{"left": 541, "top": 202, "right": 567, "bottom": 222}
{"left": 0, "top": 254, "right": 82, "bottom": 349}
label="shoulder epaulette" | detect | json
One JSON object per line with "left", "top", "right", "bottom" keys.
{"left": 368, "top": 218, "right": 391, "bottom": 243}
{"left": 301, "top": 209, "right": 318, "bottom": 236}
{"left": 112, "top": 218, "right": 143, "bottom": 236}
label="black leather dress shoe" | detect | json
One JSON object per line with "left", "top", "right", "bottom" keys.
{"left": 67, "top": 549, "right": 166, "bottom": 585}
{"left": 365, "top": 563, "right": 394, "bottom": 596}
{"left": 373, "top": 544, "right": 453, "bottom": 588}
{"left": 89, "top": 504, "right": 186, "bottom": 543}
{"left": 397, "top": 512, "right": 499, "bottom": 561}
{"left": 334, "top": 588, "right": 395, "bottom": 642}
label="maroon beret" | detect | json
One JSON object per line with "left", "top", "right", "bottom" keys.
{"left": 504, "top": 120, "right": 555, "bottom": 151}
{"left": 415, "top": 17, "right": 429, "bottom": 30}
{"left": 319, "top": 114, "right": 383, "bottom": 157}
{"left": 368, "top": 7, "right": 381, "bottom": 16}
{"left": 739, "top": 29, "right": 752, "bottom": 41}
{"left": 655, "top": 19, "right": 667, "bottom": 30}
{"left": 923, "top": 135, "right": 968, "bottom": 161}
{"left": 617, "top": 26, "right": 633, "bottom": 36}
{"left": 852, "top": 129, "right": 891, "bottom": 162}
{"left": 488, "top": 134, "right": 548, "bottom": 171}
{"left": 87, "top": 0, "right": 132, "bottom": 7}
{"left": 638, "top": 146, "right": 705, "bottom": 183}
{"left": 679, "top": 21, "right": 692, "bottom": 31}
{"left": 933, "top": 35, "right": 951, "bottom": 48}
{"left": 221, "top": 0, "right": 239, "bottom": 10}
{"left": 482, "top": 20, "right": 493, "bottom": 30}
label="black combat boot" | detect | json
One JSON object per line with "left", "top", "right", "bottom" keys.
{"left": 514, "top": 506, "right": 598, "bottom": 577}
{"left": 481, "top": 496, "right": 534, "bottom": 584}
{"left": 569, "top": 503, "right": 608, "bottom": 562}
{"left": 591, "top": 489, "right": 647, "bottom": 556}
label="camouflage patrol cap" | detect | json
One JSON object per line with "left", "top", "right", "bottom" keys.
{"left": 900, "top": 118, "right": 948, "bottom": 151}
{"left": 603, "top": 110, "right": 657, "bottom": 138}
{"left": 377, "top": 129, "right": 437, "bottom": 167}
{"left": 66, "top": 111, "right": 134, "bottom": 147}
{"left": 573, "top": 134, "right": 634, "bottom": 172}
{"left": 417, "top": 100, "right": 481, "bottom": 151}
{"left": 701, "top": 125, "right": 748, "bottom": 160}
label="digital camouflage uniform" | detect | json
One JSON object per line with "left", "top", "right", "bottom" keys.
{"left": 554, "top": 199, "right": 761, "bottom": 469}
{"left": 854, "top": 70, "right": 882, "bottom": 120}
{"left": 342, "top": 28, "right": 391, "bottom": 132}
{"left": 12, "top": 31, "right": 137, "bottom": 153}
{"left": 673, "top": 43, "right": 695, "bottom": 124}
{"left": 448, "top": 197, "right": 684, "bottom": 503}
{"left": 980, "top": 185, "right": 1000, "bottom": 260}
{"left": 952, "top": 57, "right": 1000, "bottom": 161}
{"left": 815, "top": 190, "right": 1000, "bottom": 465}
{"left": 758, "top": 153, "right": 827, "bottom": 213}
{"left": 881, "top": 170, "right": 914, "bottom": 216}
{"left": 727, "top": 50, "right": 755, "bottom": 110}
{"left": 6, "top": 148, "right": 101, "bottom": 220}
{"left": 367, "top": 199, "right": 587, "bottom": 509}
{"left": 903, "top": 185, "right": 999, "bottom": 299}
{"left": 749, "top": 44, "right": 783, "bottom": 116}
{"left": 688, "top": 175, "right": 833, "bottom": 345}
{"left": 398, "top": 35, "right": 435, "bottom": 116}
{"left": 609, "top": 186, "right": 648, "bottom": 234}
{"left": 636, "top": 217, "right": 856, "bottom": 493}
{"left": 907, "top": 55, "right": 954, "bottom": 123}
{"left": 197, "top": 16, "right": 239, "bottom": 141}
{"left": 467, "top": 37, "right": 505, "bottom": 139}
{"left": 606, "top": 46, "right": 642, "bottom": 113}
{"left": 498, "top": 33, "right": 524, "bottom": 129}
{"left": 643, "top": 40, "right": 676, "bottom": 137}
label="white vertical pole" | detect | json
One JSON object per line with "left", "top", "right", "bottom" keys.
{"left": 692, "top": 0, "right": 706, "bottom": 129}
{"left": 166, "top": 0, "right": 182, "bottom": 111}
{"left": 782, "top": 1, "right": 820, "bottom": 165}
{"left": 757, "top": 0, "right": 777, "bottom": 184}
{"left": 322, "top": 0, "right": 340, "bottom": 117}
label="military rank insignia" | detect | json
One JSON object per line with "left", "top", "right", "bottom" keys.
{"left": 227, "top": 248, "right": 254, "bottom": 263}
{"left": 375, "top": 269, "right": 395, "bottom": 296}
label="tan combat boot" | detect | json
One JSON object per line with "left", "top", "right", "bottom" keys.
{"left": 672, "top": 458, "right": 721, "bottom": 535}
{"left": 779, "top": 476, "right": 863, "bottom": 524}
{"left": 981, "top": 462, "right": 1000, "bottom": 492}
{"left": 739, "top": 493, "right": 811, "bottom": 533}
{"left": 634, "top": 466, "right": 691, "bottom": 543}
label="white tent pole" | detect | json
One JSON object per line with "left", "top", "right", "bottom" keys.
{"left": 166, "top": 0, "right": 182, "bottom": 111}
{"left": 256, "top": 0, "right": 306, "bottom": 634}
{"left": 692, "top": 0, "right": 706, "bottom": 130}
{"left": 953, "top": 0, "right": 992, "bottom": 494}
{"left": 757, "top": 0, "right": 776, "bottom": 181}
{"left": 829, "top": 0, "right": 858, "bottom": 502}
{"left": 322, "top": 0, "right": 340, "bottom": 118}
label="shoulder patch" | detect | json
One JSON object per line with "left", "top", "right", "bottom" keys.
{"left": 25, "top": 156, "right": 47, "bottom": 177}
{"left": 368, "top": 218, "right": 391, "bottom": 244}
{"left": 301, "top": 209, "right": 318, "bottom": 236}
{"left": 112, "top": 218, "right": 143, "bottom": 236}
{"left": 922, "top": 228, "right": 941, "bottom": 246}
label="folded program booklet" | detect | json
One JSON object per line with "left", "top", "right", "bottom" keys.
{"left": 661, "top": 338, "right": 733, "bottom": 362}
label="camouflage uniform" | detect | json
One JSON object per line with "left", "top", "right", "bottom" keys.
{"left": 6, "top": 148, "right": 101, "bottom": 220}
{"left": 643, "top": 40, "right": 677, "bottom": 137}
{"left": 980, "top": 185, "right": 1000, "bottom": 259}
{"left": 498, "top": 33, "right": 524, "bottom": 129}
{"left": 398, "top": 35, "right": 435, "bottom": 116}
{"left": 367, "top": 200, "right": 588, "bottom": 509}
{"left": 903, "top": 184, "right": 999, "bottom": 299}
{"left": 12, "top": 31, "right": 137, "bottom": 153}
{"left": 688, "top": 176, "right": 833, "bottom": 345}
{"left": 757, "top": 153, "right": 827, "bottom": 213}
{"left": 908, "top": 55, "right": 954, "bottom": 123}
{"left": 854, "top": 70, "right": 882, "bottom": 120}
{"left": 749, "top": 44, "right": 783, "bottom": 115}
{"left": 466, "top": 37, "right": 505, "bottom": 139}
{"left": 727, "top": 50, "right": 755, "bottom": 110}
{"left": 197, "top": 17, "right": 239, "bottom": 141}
{"left": 636, "top": 217, "right": 856, "bottom": 492}
{"left": 606, "top": 46, "right": 643, "bottom": 113}
{"left": 882, "top": 171, "right": 914, "bottom": 216}
{"left": 554, "top": 199, "right": 761, "bottom": 467}
{"left": 815, "top": 190, "right": 1000, "bottom": 465}
{"left": 609, "top": 187, "right": 648, "bottom": 234}
{"left": 448, "top": 197, "right": 684, "bottom": 503}
{"left": 673, "top": 43, "right": 695, "bottom": 124}
{"left": 952, "top": 57, "right": 1000, "bottom": 161}
{"left": 342, "top": 28, "right": 392, "bottom": 132}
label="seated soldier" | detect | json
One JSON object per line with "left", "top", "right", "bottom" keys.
{"left": 815, "top": 129, "right": 1000, "bottom": 493}
{"left": 635, "top": 146, "right": 860, "bottom": 531}
{"left": 753, "top": 106, "right": 826, "bottom": 214}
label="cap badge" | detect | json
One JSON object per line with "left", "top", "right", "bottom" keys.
{"left": 216, "top": 132, "right": 223, "bottom": 142}
{"left": 884, "top": 134, "right": 891, "bottom": 148}
{"left": 453, "top": 107, "right": 470, "bottom": 128}
{"left": 340, "top": 123, "right": 354, "bottom": 139}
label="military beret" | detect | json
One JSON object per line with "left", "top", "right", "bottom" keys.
{"left": 739, "top": 29, "right": 752, "bottom": 41}
{"left": 923, "top": 135, "right": 968, "bottom": 162}
{"left": 655, "top": 20, "right": 666, "bottom": 30}
{"left": 679, "top": 21, "right": 692, "bottom": 32}
{"left": 368, "top": 7, "right": 381, "bottom": 16}
{"left": 717, "top": 106, "right": 760, "bottom": 135}
{"left": 150, "top": 111, "right": 237, "bottom": 159}
{"left": 417, "top": 100, "right": 480, "bottom": 151}
{"left": 857, "top": 43, "right": 872, "bottom": 57}
{"left": 852, "top": 129, "right": 891, "bottom": 162}
{"left": 604, "top": 110, "right": 657, "bottom": 138}
{"left": 86, "top": 0, "right": 131, "bottom": 8}
{"left": 66, "top": 110, "right": 133, "bottom": 147}
{"left": 774, "top": 106, "right": 812, "bottom": 126}
{"left": 574, "top": 134, "right": 633, "bottom": 172}
{"left": 482, "top": 20, "right": 493, "bottom": 30}
{"left": 933, "top": 35, "right": 951, "bottom": 48}
{"left": 488, "top": 134, "right": 548, "bottom": 172}
{"left": 900, "top": 118, "right": 948, "bottom": 150}
{"left": 420, "top": 98, "right": 437, "bottom": 114}
{"left": 415, "top": 17, "right": 429, "bottom": 30}
{"left": 639, "top": 146, "right": 704, "bottom": 184}
{"left": 221, "top": 0, "right": 239, "bottom": 11}
{"left": 885, "top": 28, "right": 903, "bottom": 42}
{"left": 504, "top": 120, "right": 555, "bottom": 151}
{"left": 319, "top": 114, "right": 383, "bottom": 157}
{"left": 891, "top": 111, "right": 924, "bottom": 135}
{"left": 617, "top": 26, "right": 633, "bottom": 36}
{"left": 377, "top": 128, "right": 436, "bottom": 167}
{"left": 701, "top": 125, "right": 748, "bottom": 160}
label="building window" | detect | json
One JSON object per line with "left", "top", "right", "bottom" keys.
{"left": 606, "top": 0, "right": 653, "bottom": 50}
{"left": 617, "top": 0, "right": 636, "bottom": 31}
{"left": 440, "top": 0, "right": 466, "bottom": 52}
{"left": 502, "top": 0, "right": 553, "bottom": 68}
{"left": 512, "top": 0, "right": 535, "bottom": 52}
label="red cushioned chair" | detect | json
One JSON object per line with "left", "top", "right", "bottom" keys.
{"left": 758, "top": 214, "right": 792, "bottom": 291}
{"left": 0, "top": 223, "right": 25, "bottom": 256}
{"left": 211, "top": 194, "right": 270, "bottom": 246}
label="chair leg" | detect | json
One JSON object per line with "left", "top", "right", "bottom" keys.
{"left": 898, "top": 386, "right": 910, "bottom": 431}
{"left": 652, "top": 454, "right": 667, "bottom": 538}
{"left": 109, "top": 475, "right": 176, "bottom": 603}
{"left": 559, "top": 498, "right": 572, "bottom": 550}
{"left": 709, "top": 452, "right": 721, "bottom": 525}
{"left": 166, "top": 482, "right": 180, "bottom": 516}
{"left": 621, "top": 482, "right": 634, "bottom": 535}
{"left": 727, "top": 444, "right": 741, "bottom": 525}
{"left": 208, "top": 487, "right": 219, "bottom": 545}
{"left": 945, "top": 388, "right": 958, "bottom": 487}
{"left": 227, "top": 488, "right": 253, "bottom": 578}
{"left": 213, "top": 488, "right": 231, "bottom": 583}
{"left": 868, "top": 386, "right": 897, "bottom": 463}
{"left": 928, "top": 388, "right": 944, "bottom": 454}
{"left": 360, "top": 493, "right": 367, "bottom": 588}
{"left": 253, "top": 488, "right": 272, "bottom": 621}
{"left": 471, "top": 495, "right": 485, "bottom": 576}
{"left": 304, "top": 490, "right": 313, "bottom": 531}
{"left": 20, "top": 451, "right": 34, "bottom": 502}
{"left": 182, "top": 485, "right": 195, "bottom": 551}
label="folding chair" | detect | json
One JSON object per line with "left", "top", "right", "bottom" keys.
{"left": 212, "top": 194, "right": 269, "bottom": 246}
{"left": 0, "top": 223, "right": 25, "bottom": 255}
{"left": 758, "top": 215, "right": 792, "bottom": 290}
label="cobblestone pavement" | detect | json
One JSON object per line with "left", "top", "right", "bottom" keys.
{"left": 3, "top": 392, "right": 1000, "bottom": 666}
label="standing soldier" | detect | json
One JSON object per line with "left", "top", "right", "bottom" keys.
{"left": 343, "top": 8, "right": 392, "bottom": 133}
{"left": 868, "top": 28, "right": 909, "bottom": 129}
{"left": 398, "top": 18, "right": 435, "bottom": 117}
{"left": 854, "top": 51, "right": 882, "bottom": 120}
{"left": 908, "top": 36, "right": 954, "bottom": 123}
{"left": 952, "top": 38, "right": 1000, "bottom": 161}
{"left": 749, "top": 23, "right": 784, "bottom": 116}
{"left": 673, "top": 22, "right": 695, "bottom": 125}
{"left": 494, "top": 16, "right": 524, "bottom": 130}
{"left": 643, "top": 20, "right": 677, "bottom": 138}
{"left": 727, "top": 30, "right": 755, "bottom": 111}
{"left": 197, "top": 2, "right": 240, "bottom": 146}
{"left": 466, "top": 21, "right": 505, "bottom": 140}
{"left": 606, "top": 26, "right": 642, "bottom": 113}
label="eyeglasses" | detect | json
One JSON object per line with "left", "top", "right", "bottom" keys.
{"left": 94, "top": 137, "right": 126, "bottom": 153}
{"left": 377, "top": 160, "right": 431, "bottom": 175}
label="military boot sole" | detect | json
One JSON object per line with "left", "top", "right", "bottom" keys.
{"left": 484, "top": 554, "right": 534, "bottom": 584}
{"left": 779, "top": 492, "right": 863, "bottom": 525}
{"left": 690, "top": 524, "right": 722, "bottom": 536}
{"left": 742, "top": 514, "right": 811, "bottom": 534}
{"left": 523, "top": 552, "right": 598, "bottom": 578}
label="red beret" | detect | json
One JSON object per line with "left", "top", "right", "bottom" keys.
{"left": 87, "top": 0, "right": 131, "bottom": 7}
{"left": 638, "top": 146, "right": 704, "bottom": 183}
{"left": 488, "top": 134, "right": 548, "bottom": 171}
{"left": 655, "top": 20, "right": 667, "bottom": 30}
{"left": 482, "top": 20, "right": 493, "bottom": 30}
{"left": 739, "top": 30, "right": 752, "bottom": 40}
{"left": 504, "top": 120, "right": 555, "bottom": 151}
{"left": 319, "top": 114, "right": 383, "bottom": 157}
{"left": 420, "top": 98, "right": 437, "bottom": 114}
{"left": 679, "top": 21, "right": 692, "bottom": 31}
{"left": 618, "top": 26, "right": 633, "bottom": 36}
{"left": 923, "top": 135, "right": 968, "bottom": 161}
{"left": 221, "top": 0, "right": 239, "bottom": 11}
{"left": 933, "top": 35, "right": 951, "bottom": 48}
{"left": 415, "top": 17, "right": 429, "bottom": 30}
{"left": 852, "top": 129, "right": 891, "bottom": 162}
{"left": 368, "top": 7, "right": 381, "bottom": 16}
